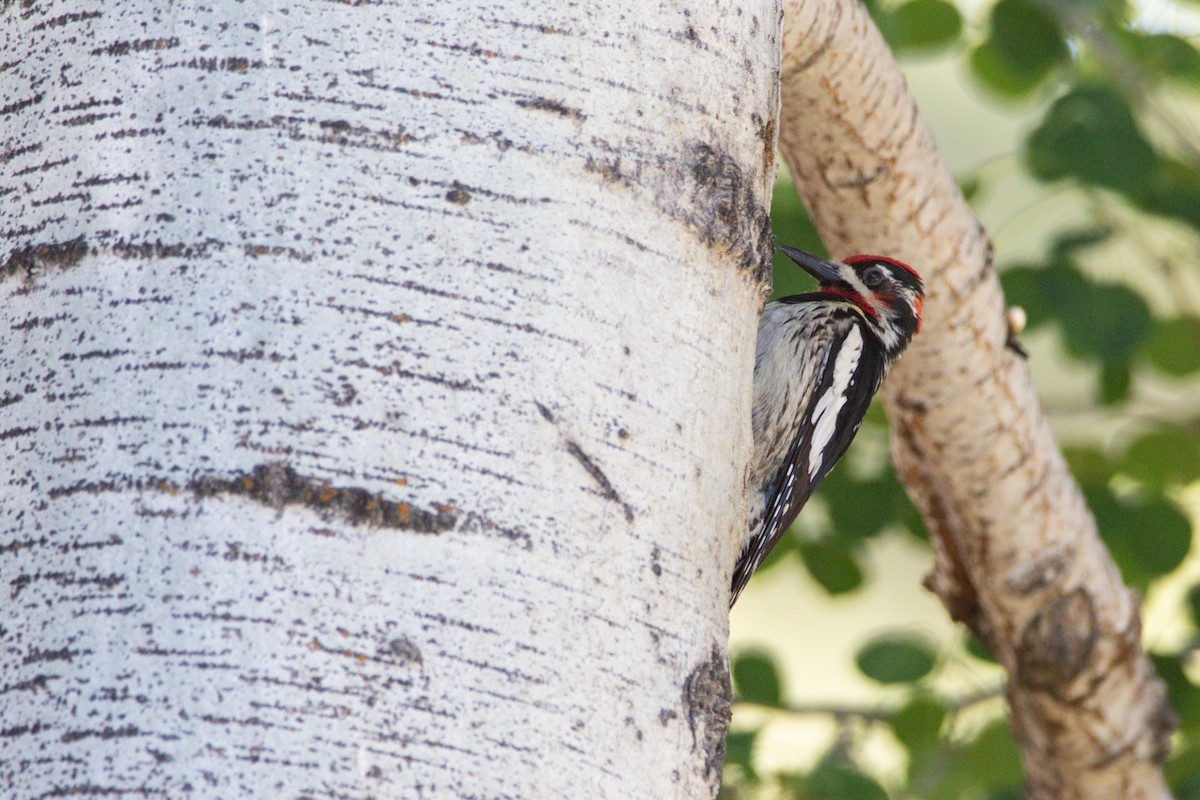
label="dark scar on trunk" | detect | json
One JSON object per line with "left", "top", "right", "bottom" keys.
{"left": 565, "top": 440, "right": 634, "bottom": 522}
{"left": 2, "top": 236, "right": 89, "bottom": 282}
{"left": 189, "top": 462, "right": 456, "bottom": 533}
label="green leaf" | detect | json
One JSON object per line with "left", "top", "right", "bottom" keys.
{"left": 1034, "top": 260, "right": 1090, "bottom": 315}
{"left": 1062, "top": 445, "right": 1115, "bottom": 487}
{"left": 733, "top": 650, "right": 784, "bottom": 707}
{"left": 1087, "top": 486, "right": 1192, "bottom": 585}
{"left": 898, "top": 498, "right": 930, "bottom": 542}
{"left": 970, "top": 0, "right": 1068, "bottom": 96}
{"left": 1150, "top": 652, "right": 1200, "bottom": 732}
{"left": 856, "top": 632, "right": 937, "bottom": 684}
{"left": 1085, "top": 484, "right": 1148, "bottom": 588}
{"left": 1026, "top": 85, "right": 1157, "bottom": 199}
{"left": 1144, "top": 317, "right": 1200, "bottom": 376}
{"left": 999, "top": 264, "right": 1056, "bottom": 329}
{"left": 970, "top": 41, "right": 1045, "bottom": 97}
{"left": 878, "top": 0, "right": 962, "bottom": 52}
{"left": 1126, "top": 501, "right": 1192, "bottom": 577}
{"left": 1051, "top": 226, "right": 1111, "bottom": 257}
{"left": 1167, "top": 739, "right": 1200, "bottom": 797}
{"left": 1187, "top": 583, "right": 1200, "bottom": 629}
{"left": 959, "top": 174, "right": 981, "bottom": 201}
{"left": 805, "top": 760, "right": 889, "bottom": 800}
{"left": 799, "top": 536, "right": 865, "bottom": 595}
{"left": 963, "top": 631, "right": 997, "bottom": 664}
{"left": 1123, "top": 427, "right": 1200, "bottom": 488}
{"left": 723, "top": 729, "right": 759, "bottom": 781}
{"left": 1146, "top": 159, "right": 1200, "bottom": 229}
{"left": 1117, "top": 31, "right": 1200, "bottom": 86}
{"left": 956, "top": 720, "right": 1024, "bottom": 790}
{"left": 1005, "top": 259, "right": 1153, "bottom": 364}
{"left": 1058, "top": 278, "right": 1154, "bottom": 364}
{"left": 822, "top": 470, "right": 905, "bottom": 541}
{"left": 1098, "top": 361, "right": 1131, "bottom": 405}
{"left": 771, "top": 182, "right": 826, "bottom": 300}
{"left": 892, "top": 696, "right": 946, "bottom": 751}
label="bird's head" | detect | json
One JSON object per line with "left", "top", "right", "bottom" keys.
{"left": 780, "top": 246, "right": 924, "bottom": 355}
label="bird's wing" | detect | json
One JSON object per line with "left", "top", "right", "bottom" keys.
{"left": 731, "top": 314, "right": 886, "bottom": 603}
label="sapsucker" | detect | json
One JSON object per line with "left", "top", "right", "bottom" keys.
{"left": 731, "top": 247, "right": 925, "bottom": 606}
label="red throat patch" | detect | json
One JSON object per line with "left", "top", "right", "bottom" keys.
{"left": 822, "top": 284, "right": 877, "bottom": 318}
{"left": 913, "top": 294, "right": 923, "bottom": 334}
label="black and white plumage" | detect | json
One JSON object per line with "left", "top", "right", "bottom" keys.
{"left": 731, "top": 246, "right": 924, "bottom": 606}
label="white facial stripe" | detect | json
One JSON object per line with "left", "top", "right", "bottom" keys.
{"left": 842, "top": 270, "right": 871, "bottom": 302}
{"left": 807, "top": 325, "right": 863, "bottom": 478}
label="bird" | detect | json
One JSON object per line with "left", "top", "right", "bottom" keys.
{"left": 731, "top": 246, "right": 925, "bottom": 606}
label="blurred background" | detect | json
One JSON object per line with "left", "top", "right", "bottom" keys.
{"left": 723, "top": 0, "right": 1200, "bottom": 796}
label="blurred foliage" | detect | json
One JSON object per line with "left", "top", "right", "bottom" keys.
{"left": 726, "top": 0, "right": 1200, "bottom": 796}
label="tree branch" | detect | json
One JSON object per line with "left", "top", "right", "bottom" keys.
{"left": 776, "top": 1, "right": 1177, "bottom": 797}
{"left": 734, "top": 684, "right": 1004, "bottom": 725}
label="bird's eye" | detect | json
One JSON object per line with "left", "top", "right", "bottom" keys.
{"left": 862, "top": 267, "right": 886, "bottom": 287}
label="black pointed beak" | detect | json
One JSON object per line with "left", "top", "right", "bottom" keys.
{"left": 779, "top": 246, "right": 843, "bottom": 285}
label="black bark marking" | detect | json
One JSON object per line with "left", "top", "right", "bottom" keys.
{"left": 584, "top": 155, "right": 634, "bottom": 188}
{"left": 1, "top": 235, "right": 88, "bottom": 282}
{"left": 445, "top": 182, "right": 471, "bottom": 204}
{"left": 0, "top": 426, "right": 36, "bottom": 441}
{"left": 88, "top": 38, "right": 180, "bottom": 57}
{"left": 21, "top": 647, "right": 88, "bottom": 665}
{"left": 199, "top": 113, "right": 415, "bottom": 151}
{"left": 894, "top": 392, "right": 929, "bottom": 416}
{"left": 11, "top": 313, "right": 70, "bottom": 332}
{"left": 60, "top": 348, "right": 132, "bottom": 362}
{"left": 243, "top": 243, "right": 313, "bottom": 262}
{"left": 0, "top": 143, "right": 42, "bottom": 165}
{"left": 389, "top": 636, "right": 423, "bottom": 666}
{"left": 0, "top": 674, "right": 56, "bottom": 694}
{"left": 682, "top": 644, "right": 732, "bottom": 787}
{"left": 565, "top": 440, "right": 634, "bottom": 522}
{"left": 755, "top": 110, "right": 777, "bottom": 177}
{"left": 394, "top": 367, "right": 477, "bottom": 392}
{"left": 0, "top": 92, "right": 44, "bottom": 117}
{"left": 44, "top": 467, "right": 456, "bottom": 534}
{"left": 70, "top": 415, "right": 150, "bottom": 428}
{"left": 189, "top": 462, "right": 457, "bottom": 533}
{"left": 60, "top": 111, "right": 119, "bottom": 127}
{"left": 173, "top": 55, "right": 264, "bottom": 72}
{"left": 9, "top": 571, "right": 124, "bottom": 599}
{"left": 686, "top": 141, "right": 774, "bottom": 282}
{"left": 30, "top": 11, "right": 102, "bottom": 33}
{"left": 585, "top": 141, "right": 773, "bottom": 281}
{"left": 48, "top": 479, "right": 131, "bottom": 500}
{"left": 515, "top": 96, "right": 585, "bottom": 120}
{"left": 111, "top": 238, "right": 225, "bottom": 260}
{"left": 1, "top": 722, "right": 47, "bottom": 738}
{"left": 1016, "top": 587, "right": 1098, "bottom": 691}
{"left": 534, "top": 401, "right": 555, "bottom": 423}
{"left": 60, "top": 724, "right": 141, "bottom": 743}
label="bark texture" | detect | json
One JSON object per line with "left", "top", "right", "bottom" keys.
{"left": 0, "top": 2, "right": 778, "bottom": 797}
{"left": 777, "top": 1, "right": 1175, "bottom": 798}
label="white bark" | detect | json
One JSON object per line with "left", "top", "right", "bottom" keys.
{"left": 1, "top": 2, "right": 778, "bottom": 797}
{"left": 778, "top": 1, "right": 1175, "bottom": 798}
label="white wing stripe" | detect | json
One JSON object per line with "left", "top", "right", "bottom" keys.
{"left": 806, "top": 325, "right": 862, "bottom": 477}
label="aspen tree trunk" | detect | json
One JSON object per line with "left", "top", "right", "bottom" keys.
{"left": 0, "top": 2, "right": 778, "bottom": 797}
{"left": 777, "top": 1, "right": 1176, "bottom": 798}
